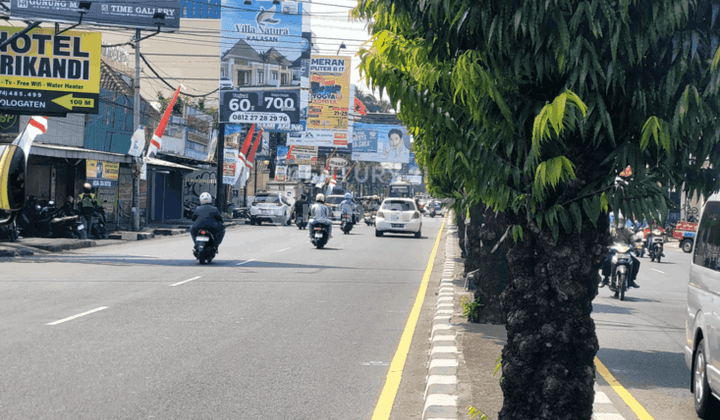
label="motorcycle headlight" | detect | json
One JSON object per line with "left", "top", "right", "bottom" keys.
{"left": 612, "top": 255, "right": 619, "bottom": 264}
{"left": 617, "top": 265, "right": 628, "bottom": 274}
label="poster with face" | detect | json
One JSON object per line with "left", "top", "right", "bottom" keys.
{"left": 351, "top": 123, "right": 410, "bottom": 163}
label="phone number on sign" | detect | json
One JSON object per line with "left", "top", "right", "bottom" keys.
{"left": 229, "top": 112, "right": 290, "bottom": 123}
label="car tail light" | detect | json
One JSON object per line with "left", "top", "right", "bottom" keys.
{"left": 377, "top": 211, "right": 384, "bottom": 218}
{"left": 276, "top": 202, "right": 283, "bottom": 206}
{"left": 200, "top": 230, "right": 206, "bottom": 234}
{"left": 413, "top": 212, "right": 420, "bottom": 219}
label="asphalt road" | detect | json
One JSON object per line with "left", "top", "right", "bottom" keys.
{"left": 0, "top": 217, "right": 444, "bottom": 420}
{"left": 593, "top": 245, "right": 697, "bottom": 420}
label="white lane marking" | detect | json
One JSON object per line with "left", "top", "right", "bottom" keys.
{"left": 277, "top": 247, "right": 291, "bottom": 253}
{"left": 651, "top": 268, "right": 666, "bottom": 274}
{"left": 47, "top": 306, "right": 109, "bottom": 326}
{"left": 236, "top": 259, "right": 257, "bottom": 266}
{"left": 171, "top": 276, "right": 201, "bottom": 287}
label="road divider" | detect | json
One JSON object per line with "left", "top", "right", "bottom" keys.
{"left": 47, "top": 306, "right": 109, "bottom": 326}
{"left": 171, "top": 276, "right": 202, "bottom": 287}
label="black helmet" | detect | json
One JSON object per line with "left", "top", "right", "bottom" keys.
{"left": 83, "top": 183, "right": 92, "bottom": 193}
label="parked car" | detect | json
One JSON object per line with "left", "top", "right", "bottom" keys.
{"left": 249, "top": 192, "right": 293, "bottom": 226}
{"left": 219, "top": 77, "right": 233, "bottom": 90}
{"left": 375, "top": 197, "right": 422, "bottom": 238}
{"left": 685, "top": 193, "right": 720, "bottom": 419}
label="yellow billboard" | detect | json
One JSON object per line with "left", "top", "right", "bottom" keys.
{"left": 86, "top": 160, "right": 119, "bottom": 188}
{"left": 306, "top": 55, "right": 352, "bottom": 146}
{"left": 0, "top": 27, "right": 101, "bottom": 115}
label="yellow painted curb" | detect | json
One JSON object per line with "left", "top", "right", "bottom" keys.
{"left": 595, "top": 356, "right": 655, "bottom": 420}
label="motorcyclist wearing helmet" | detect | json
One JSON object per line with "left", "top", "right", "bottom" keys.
{"left": 308, "top": 193, "right": 332, "bottom": 238}
{"left": 647, "top": 227, "right": 665, "bottom": 259}
{"left": 78, "top": 183, "right": 101, "bottom": 235}
{"left": 600, "top": 216, "right": 640, "bottom": 288}
{"left": 340, "top": 192, "right": 357, "bottom": 223}
{"left": 370, "top": 195, "right": 380, "bottom": 212}
{"left": 190, "top": 192, "right": 226, "bottom": 250}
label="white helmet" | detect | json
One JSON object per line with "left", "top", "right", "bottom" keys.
{"left": 316, "top": 193, "right": 325, "bottom": 203}
{"left": 199, "top": 192, "right": 213, "bottom": 205}
{"left": 344, "top": 192, "right": 352, "bottom": 199}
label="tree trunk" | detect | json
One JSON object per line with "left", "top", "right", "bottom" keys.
{"left": 465, "top": 203, "right": 509, "bottom": 324}
{"left": 455, "top": 206, "right": 467, "bottom": 257}
{"left": 498, "top": 214, "right": 609, "bottom": 420}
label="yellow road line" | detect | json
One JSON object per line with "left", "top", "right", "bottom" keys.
{"left": 371, "top": 218, "right": 446, "bottom": 420}
{"left": 595, "top": 356, "right": 656, "bottom": 420}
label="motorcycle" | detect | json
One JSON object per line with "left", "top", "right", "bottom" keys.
{"left": 630, "top": 228, "right": 646, "bottom": 258}
{"left": 89, "top": 203, "right": 108, "bottom": 240}
{"left": 193, "top": 229, "right": 217, "bottom": 264}
{"left": 364, "top": 211, "right": 376, "bottom": 226}
{"left": 649, "top": 239, "right": 664, "bottom": 263}
{"left": 296, "top": 212, "right": 308, "bottom": 230}
{"left": 17, "top": 197, "right": 43, "bottom": 238}
{"left": 428, "top": 206, "right": 436, "bottom": 218}
{"left": 341, "top": 212, "right": 353, "bottom": 234}
{"left": 310, "top": 223, "right": 330, "bottom": 249}
{"left": 0, "top": 217, "right": 19, "bottom": 242}
{"left": 607, "top": 243, "right": 633, "bottom": 301}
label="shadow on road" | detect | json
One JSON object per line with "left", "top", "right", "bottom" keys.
{"left": 592, "top": 303, "right": 634, "bottom": 315}
{"left": 596, "top": 348, "right": 690, "bottom": 390}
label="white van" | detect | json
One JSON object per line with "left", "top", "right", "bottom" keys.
{"left": 686, "top": 193, "right": 720, "bottom": 418}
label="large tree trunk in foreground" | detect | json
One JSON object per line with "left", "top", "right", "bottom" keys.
{"left": 455, "top": 207, "right": 467, "bottom": 257}
{"left": 499, "top": 215, "right": 609, "bottom": 420}
{"left": 465, "top": 203, "right": 509, "bottom": 325}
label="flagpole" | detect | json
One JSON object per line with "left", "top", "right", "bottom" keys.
{"left": 217, "top": 123, "right": 226, "bottom": 214}
{"left": 132, "top": 28, "right": 141, "bottom": 232}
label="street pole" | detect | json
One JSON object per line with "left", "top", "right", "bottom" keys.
{"left": 216, "top": 123, "right": 226, "bottom": 213}
{"left": 132, "top": 28, "right": 141, "bottom": 232}
{"left": 254, "top": 159, "right": 258, "bottom": 196}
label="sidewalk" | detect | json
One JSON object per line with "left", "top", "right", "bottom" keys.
{"left": 424, "top": 218, "right": 632, "bottom": 419}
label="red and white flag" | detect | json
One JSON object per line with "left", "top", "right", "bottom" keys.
{"left": 147, "top": 84, "right": 183, "bottom": 158}
{"left": 13, "top": 116, "right": 47, "bottom": 161}
{"left": 241, "top": 127, "right": 263, "bottom": 187}
{"left": 325, "top": 169, "right": 337, "bottom": 196}
{"left": 235, "top": 124, "right": 257, "bottom": 182}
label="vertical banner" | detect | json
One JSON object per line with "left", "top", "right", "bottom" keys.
{"left": 290, "top": 55, "right": 351, "bottom": 147}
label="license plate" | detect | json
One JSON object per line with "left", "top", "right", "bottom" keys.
{"left": 391, "top": 223, "right": 404, "bottom": 228}
{"left": 315, "top": 233, "right": 323, "bottom": 238}
{"left": 77, "top": 225, "right": 84, "bottom": 230}
{"left": 197, "top": 237, "right": 210, "bottom": 242}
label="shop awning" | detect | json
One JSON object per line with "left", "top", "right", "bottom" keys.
{"left": 146, "top": 157, "right": 198, "bottom": 171}
{"left": 30, "top": 143, "right": 131, "bottom": 164}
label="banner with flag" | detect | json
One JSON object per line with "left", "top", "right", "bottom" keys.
{"left": 127, "top": 125, "right": 145, "bottom": 157}
{"left": 12, "top": 116, "right": 47, "bottom": 161}
{"left": 147, "top": 84, "right": 182, "bottom": 158}
{"left": 325, "top": 169, "right": 337, "bottom": 196}
{"left": 315, "top": 168, "right": 328, "bottom": 188}
{"left": 241, "top": 127, "right": 264, "bottom": 187}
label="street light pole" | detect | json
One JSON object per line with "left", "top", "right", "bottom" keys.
{"left": 132, "top": 28, "right": 141, "bottom": 232}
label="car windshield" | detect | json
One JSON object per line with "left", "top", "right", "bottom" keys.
{"left": 382, "top": 200, "right": 415, "bottom": 212}
{"left": 255, "top": 195, "right": 279, "bottom": 203}
{"left": 325, "top": 196, "right": 344, "bottom": 205}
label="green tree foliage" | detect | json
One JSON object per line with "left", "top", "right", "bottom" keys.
{"left": 353, "top": 1, "right": 720, "bottom": 418}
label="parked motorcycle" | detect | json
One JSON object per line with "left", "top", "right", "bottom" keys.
{"left": 17, "top": 197, "right": 43, "bottom": 238}
{"left": 341, "top": 212, "right": 354, "bottom": 234}
{"left": 607, "top": 243, "right": 633, "bottom": 301}
{"left": 310, "top": 224, "right": 330, "bottom": 249}
{"left": 79, "top": 203, "right": 108, "bottom": 240}
{"left": 0, "top": 218, "right": 19, "bottom": 242}
{"left": 193, "top": 229, "right": 217, "bottom": 264}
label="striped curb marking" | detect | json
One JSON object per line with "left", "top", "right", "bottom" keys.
{"left": 593, "top": 385, "right": 627, "bottom": 419}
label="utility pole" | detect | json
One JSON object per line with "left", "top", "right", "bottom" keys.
{"left": 132, "top": 28, "right": 141, "bottom": 232}
{"left": 216, "top": 123, "right": 226, "bottom": 213}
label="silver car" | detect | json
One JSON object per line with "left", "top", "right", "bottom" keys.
{"left": 686, "top": 194, "right": 720, "bottom": 418}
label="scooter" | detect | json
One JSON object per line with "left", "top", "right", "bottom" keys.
{"left": 650, "top": 240, "right": 664, "bottom": 263}
{"left": 607, "top": 243, "right": 633, "bottom": 301}
{"left": 341, "top": 212, "right": 353, "bottom": 234}
{"left": 428, "top": 207, "right": 436, "bottom": 218}
{"left": 364, "top": 211, "right": 376, "bottom": 226}
{"left": 193, "top": 229, "right": 217, "bottom": 264}
{"left": 310, "top": 223, "right": 330, "bottom": 249}
{"left": 296, "top": 212, "right": 308, "bottom": 230}
{"left": 89, "top": 203, "right": 108, "bottom": 240}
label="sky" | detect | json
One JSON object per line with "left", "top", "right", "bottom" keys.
{"left": 309, "top": 0, "right": 374, "bottom": 93}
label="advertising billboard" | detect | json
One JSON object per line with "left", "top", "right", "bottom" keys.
{"left": 0, "top": 27, "right": 101, "bottom": 115}
{"left": 86, "top": 160, "right": 119, "bottom": 188}
{"left": 300, "top": 55, "right": 352, "bottom": 147}
{"left": 219, "top": 90, "right": 301, "bottom": 125}
{"left": 351, "top": 123, "right": 411, "bottom": 163}
{"left": 10, "top": 1, "right": 182, "bottom": 31}
{"left": 287, "top": 145, "right": 316, "bottom": 166}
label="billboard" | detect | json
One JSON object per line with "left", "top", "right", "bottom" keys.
{"left": 300, "top": 55, "right": 352, "bottom": 147}
{"left": 287, "top": 145, "right": 316, "bottom": 166}
{"left": 351, "top": 123, "right": 411, "bottom": 163}
{"left": 86, "top": 160, "right": 119, "bottom": 188}
{"left": 219, "top": 90, "right": 301, "bottom": 125}
{"left": 0, "top": 27, "right": 101, "bottom": 115}
{"left": 10, "top": 1, "right": 182, "bottom": 31}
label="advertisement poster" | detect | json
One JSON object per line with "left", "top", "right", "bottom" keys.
{"left": 220, "top": 0, "right": 310, "bottom": 90}
{"left": 219, "top": 90, "right": 301, "bottom": 125}
{"left": 302, "top": 55, "right": 352, "bottom": 147}
{"left": 0, "top": 114, "right": 20, "bottom": 144}
{"left": 10, "top": 1, "right": 182, "bottom": 31}
{"left": 275, "top": 165, "right": 287, "bottom": 182}
{"left": 222, "top": 148, "right": 240, "bottom": 185}
{"left": 351, "top": 123, "right": 411, "bottom": 164}
{"left": 287, "top": 145, "right": 317, "bottom": 166}
{"left": 86, "top": 160, "right": 119, "bottom": 188}
{"left": 298, "top": 165, "right": 311, "bottom": 179}
{"left": 276, "top": 145, "right": 289, "bottom": 167}
{"left": 0, "top": 27, "right": 101, "bottom": 115}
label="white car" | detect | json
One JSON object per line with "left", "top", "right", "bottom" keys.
{"left": 219, "top": 77, "right": 233, "bottom": 90}
{"left": 375, "top": 198, "right": 422, "bottom": 238}
{"left": 249, "top": 192, "right": 293, "bottom": 226}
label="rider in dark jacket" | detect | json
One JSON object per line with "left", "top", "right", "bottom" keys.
{"left": 191, "top": 192, "right": 226, "bottom": 249}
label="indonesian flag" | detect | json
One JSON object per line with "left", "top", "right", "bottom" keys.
{"left": 326, "top": 169, "right": 337, "bottom": 196}
{"left": 236, "top": 124, "right": 257, "bottom": 181}
{"left": 147, "top": 84, "right": 183, "bottom": 158}
{"left": 315, "top": 168, "right": 328, "bottom": 188}
{"left": 13, "top": 116, "right": 47, "bottom": 161}
{"left": 241, "top": 127, "right": 263, "bottom": 187}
